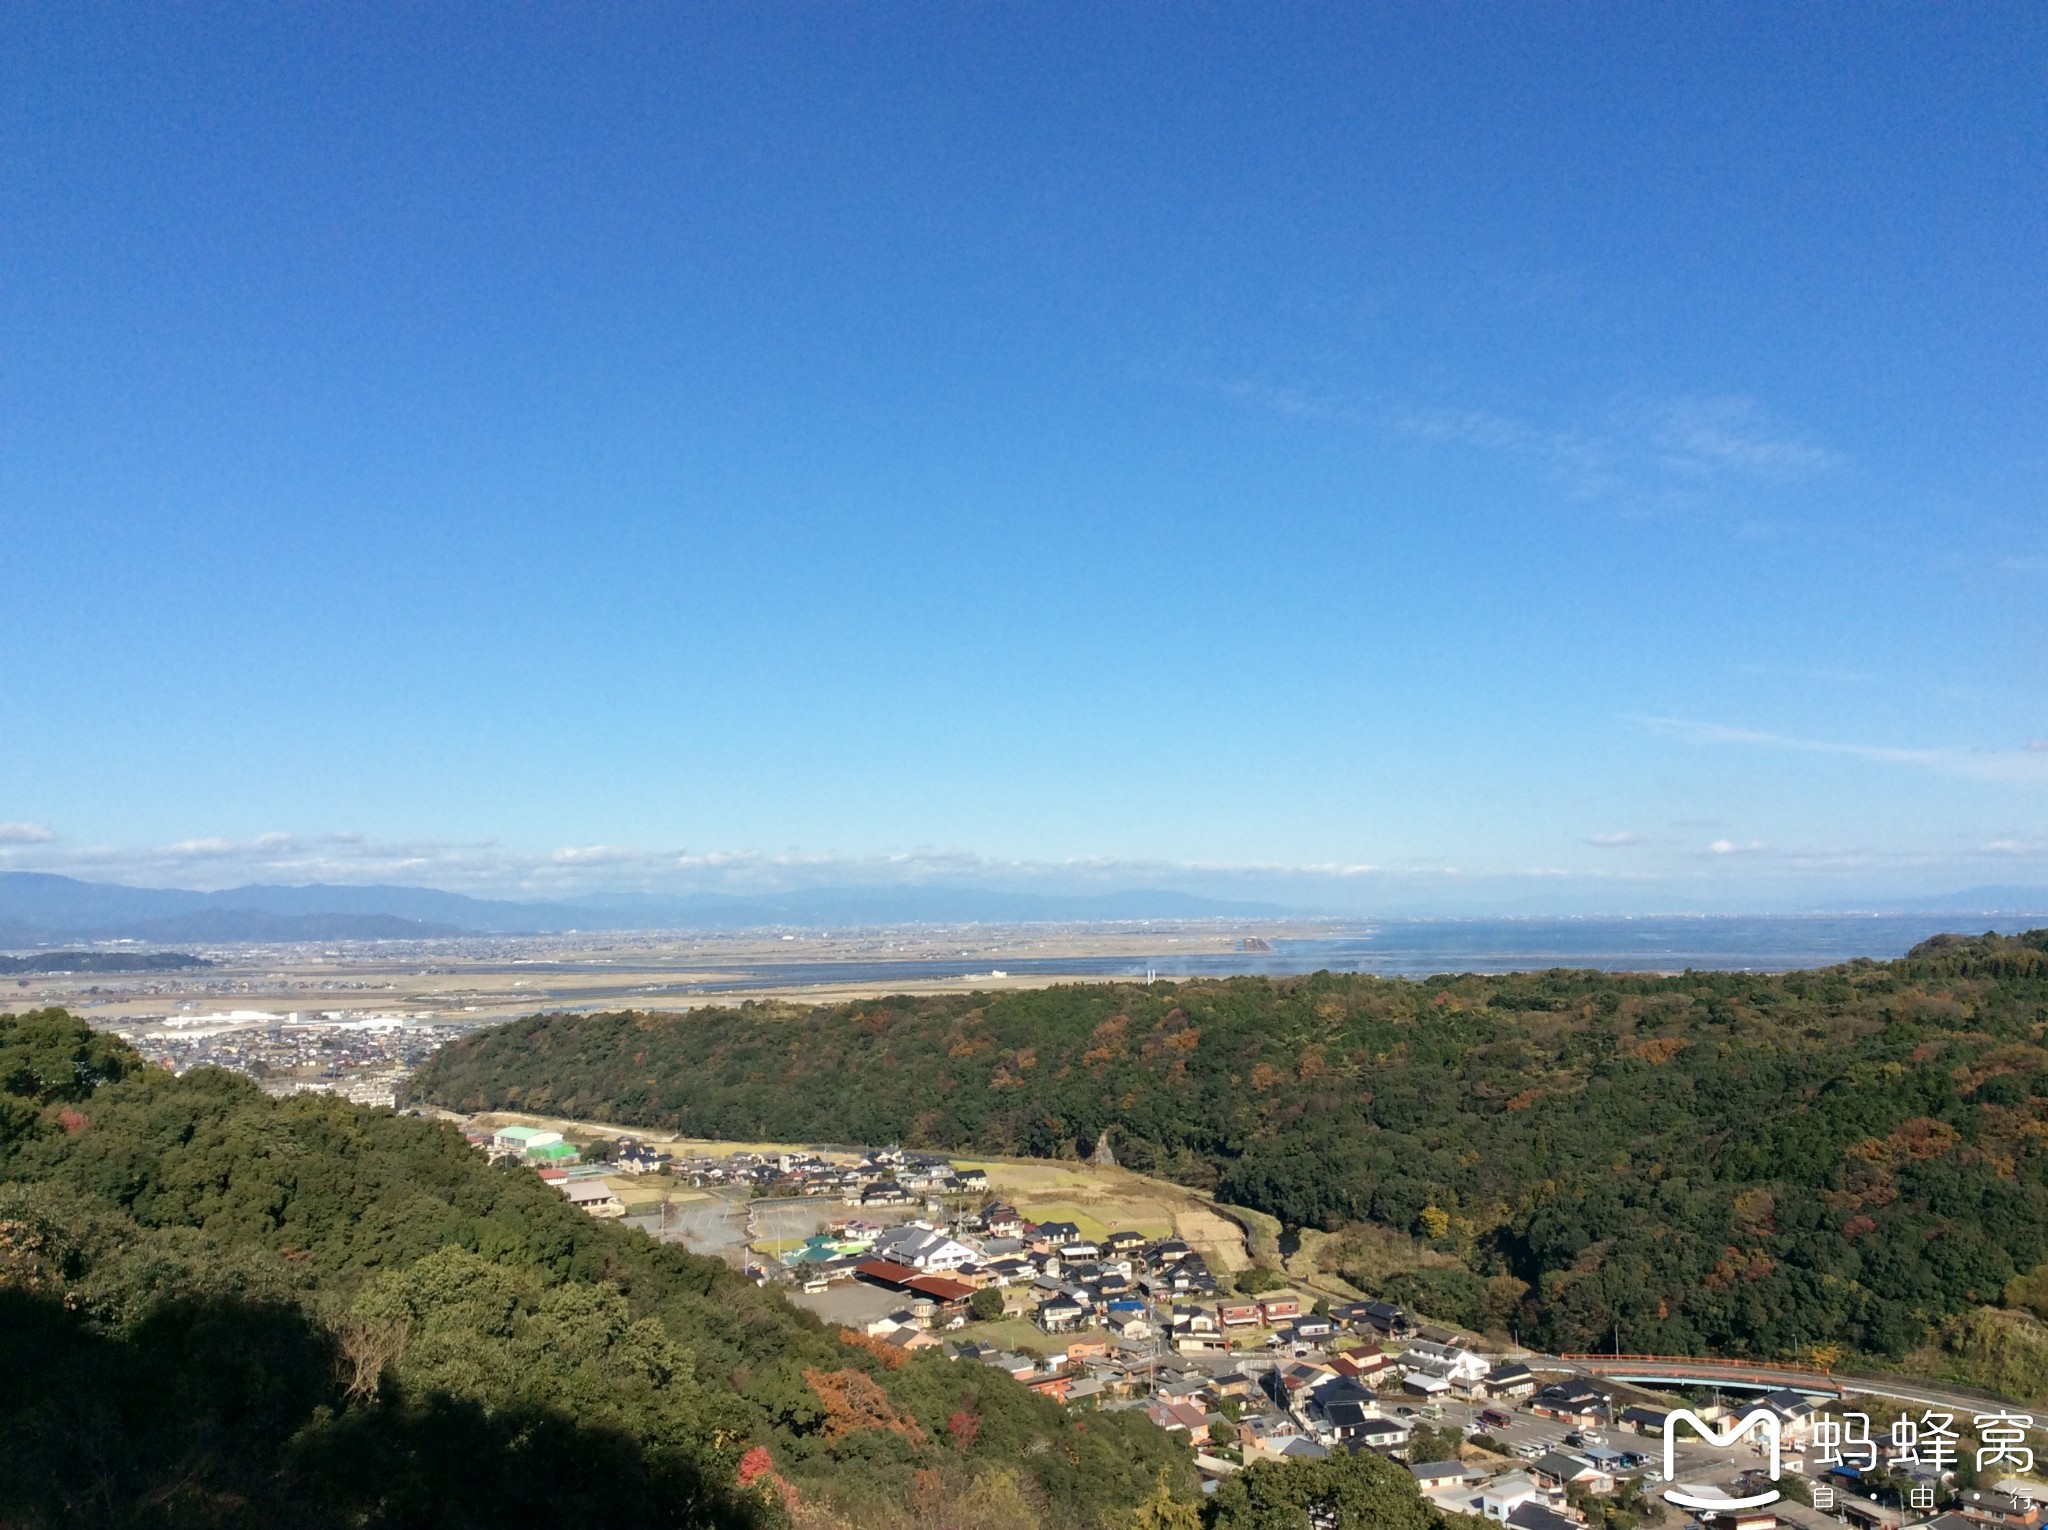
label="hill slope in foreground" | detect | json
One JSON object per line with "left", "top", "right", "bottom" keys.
{"left": 0, "top": 1009, "right": 1196, "bottom": 1529}
{"left": 415, "top": 929, "right": 2048, "bottom": 1392}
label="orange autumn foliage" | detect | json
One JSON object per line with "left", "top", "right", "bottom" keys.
{"left": 836, "top": 1326, "right": 909, "bottom": 1370}
{"left": 804, "top": 1367, "right": 927, "bottom": 1444}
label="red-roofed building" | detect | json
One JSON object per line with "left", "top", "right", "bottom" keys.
{"left": 903, "top": 1274, "right": 977, "bottom": 1305}
{"left": 1329, "top": 1350, "right": 1395, "bottom": 1381}
{"left": 1145, "top": 1399, "right": 1209, "bottom": 1434}
{"left": 853, "top": 1259, "right": 927, "bottom": 1290}
{"left": 855, "top": 1263, "right": 974, "bottom": 1320}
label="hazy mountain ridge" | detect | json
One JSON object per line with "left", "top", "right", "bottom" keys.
{"left": 123, "top": 909, "right": 467, "bottom": 942}
{"left": 5, "top": 871, "right": 2044, "bottom": 947}
{"left": 0, "top": 871, "right": 1295, "bottom": 943}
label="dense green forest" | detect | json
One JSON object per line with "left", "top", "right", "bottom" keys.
{"left": 0, "top": 949, "right": 209, "bottom": 974}
{"left": 415, "top": 930, "right": 2048, "bottom": 1377}
{"left": 0, "top": 1008, "right": 1197, "bottom": 1530}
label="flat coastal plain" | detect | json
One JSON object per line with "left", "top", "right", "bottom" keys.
{"left": 27, "top": 921, "right": 1315, "bottom": 1029}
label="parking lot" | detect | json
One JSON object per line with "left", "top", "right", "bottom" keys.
{"left": 625, "top": 1191, "right": 926, "bottom": 1268}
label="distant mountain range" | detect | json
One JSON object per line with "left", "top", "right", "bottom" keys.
{"left": 4, "top": 870, "right": 2043, "bottom": 948}
{"left": 0, "top": 872, "right": 1296, "bottom": 944}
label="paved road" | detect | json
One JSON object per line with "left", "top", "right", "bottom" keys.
{"left": 1824, "top": 1371, "right": 2023, "bottom": 1414}
{"left": 1565, "top": 1356, "right": 1847, "bottom": 1400}
{"left": 1541, "top": 1353, "right": 2027, "bottom": 1417}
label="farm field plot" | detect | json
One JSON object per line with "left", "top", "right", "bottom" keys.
{"left": 998, "top": 1201, "right": 1168, "bottom": 1245}
{"left": 953, "top": 1159, "right": 1250, "bottom": 1273}
{"left": 606, "top": 1176, "right": 707, "bottom": 1211}
{"left": 957, "top": 1318, "right": 1063, "bottom": 1354}
{"left": 461, "top": 1109, "right": 862, "bottom": 1162}
{"left": 454, "top": 1109, "right": 1253, "bottom": 1272}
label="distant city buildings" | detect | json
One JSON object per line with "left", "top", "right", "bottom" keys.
{"left": 105, "top": 1010, "right": 481, "bottom": 1104}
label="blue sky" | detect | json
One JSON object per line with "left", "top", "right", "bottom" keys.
{"left": 2, "top": 5, "right": 2044, "bottom": 911}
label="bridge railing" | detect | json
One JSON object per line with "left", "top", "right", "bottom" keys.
{"left": 1560, "top": 1354, "right": 2021, "bottom": 1409}
{"left": 1562, "top": 1353, "right": 1837, "bottom": 1377}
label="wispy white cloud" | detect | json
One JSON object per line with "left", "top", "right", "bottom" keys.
{"left": 0, "top": 822, "right": 55, "bottom": 844}
{"left": 157, "top": 832, "right": 305, "bottom": 859}
{"left": 1384, "top": 402, "right": 1624, "bottom": 500}
{"left": 1385, "top": 403, "right": 1556, "bottom": 455}
{"left": 1214, "top": 378, "right": 1361, "bottom": 423}
{"left": 1203, "top": 367, "right": 1841, "bottom": 510}
{"left": 551, "top": 844, "right": 640, "bottom": 865}
{"left": 1638, "top": 716, "right": 2048, "bottom": 786}
{"left": 0, "top": 831, "right": 500, "bottom": 890}
{"left": 3, "top": 822, "right": 2042, "bottom": 913}
{"left": 0, "top": 830, "right": 1404, "bottom": 899}
{"left": 1642, "top": 395, "right": 1839, "bottom": 481}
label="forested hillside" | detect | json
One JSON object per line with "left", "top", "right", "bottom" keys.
{"left": 415, "top": 930, "right": 2048, "bottom": 1372}
{"left": 0, "top": 1008, "right": 1193, "bottom": 1530}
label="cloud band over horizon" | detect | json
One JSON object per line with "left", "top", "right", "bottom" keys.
{"left": 1, "top": 822, "right": 2044, "bottom": 916}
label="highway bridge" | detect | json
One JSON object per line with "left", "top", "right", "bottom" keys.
{"left": 1560, "top": 1353, "right": 1848, "bottom": 1398}
{"left": 1556, "top": 1354, "right": 2019, "bottom": 1412}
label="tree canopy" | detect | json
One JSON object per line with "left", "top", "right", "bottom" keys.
{"left": 414, "top": 930, "right": 2048, "bottom": 1367}
{"left": 1203, "top": 1450, "right": 1443, "bottom": 1530}
{"left": 0, "top": 1009, "right": 1193, "bottom": 1529}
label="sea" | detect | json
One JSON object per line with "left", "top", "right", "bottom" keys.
{"left": 652, "top": 913, "right": 2046, "bottom": 994}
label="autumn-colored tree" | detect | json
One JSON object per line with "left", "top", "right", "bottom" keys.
{"left": 804, "top": 1367, "right": 927, "bottom": 1444}
{"left": 1127, "top": 1472, "right": 1202, "bottom": 1529}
